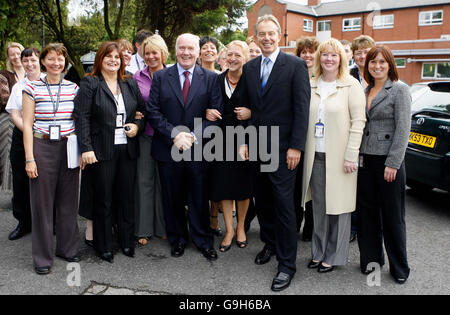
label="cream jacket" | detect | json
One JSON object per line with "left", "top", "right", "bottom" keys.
{"left": 301, "top": 75, "right": 366, "bottom": 215}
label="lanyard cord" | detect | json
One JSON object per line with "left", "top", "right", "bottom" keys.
{"left": 44, "top": 77, "right": 62, "bottom": 123}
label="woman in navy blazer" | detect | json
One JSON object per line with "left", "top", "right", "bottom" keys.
{"left": 74, "top": 41, "right": 146, "bottom": 263}
{"left": 357, "top": 45, "right": 411, "bottom": 284}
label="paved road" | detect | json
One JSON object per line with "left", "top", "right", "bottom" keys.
{"left": 0, "top": 188, "right": 448, "bottom": 295}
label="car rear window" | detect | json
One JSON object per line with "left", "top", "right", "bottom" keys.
{"left": 412, "top": 84, "right": 450, "bottom": 113}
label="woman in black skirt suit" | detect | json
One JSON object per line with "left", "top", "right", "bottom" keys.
{"left": 206, "top": 40, "right": 253, "bottom": 252}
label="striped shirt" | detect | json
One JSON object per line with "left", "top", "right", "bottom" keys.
{"left": 23, "top": 78, "right": 79, "bottom": 136}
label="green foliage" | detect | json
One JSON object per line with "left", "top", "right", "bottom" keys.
{"left": 1, "top": 0, "right": 250, "bottom": 71}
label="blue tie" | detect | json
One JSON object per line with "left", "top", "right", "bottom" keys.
{"left": 261, "top": 57, "right": 270, "bottom": 90}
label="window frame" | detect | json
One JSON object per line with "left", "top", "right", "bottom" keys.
{"left": 342, "top": 17, "right": 362, "bottom": 32}
{"left": 317, "top": 20, "right": 331, "bottom": 32}
{"left": 419, "top": 10, "right": 443, "bottom": 26}
{"left": 422, "top": 62, "right": 450, "bottom": 80}
{"left": 395, "top": 58, "right": 406, "bottom": 69}
{"left": 373, "top": 14, "right": 394, "bottom": 29}
{"left": 304, "top": 18, "right": 313, "bottom": 32}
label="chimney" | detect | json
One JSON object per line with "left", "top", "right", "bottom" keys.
{"left": 308, "top": 0, "right": 321, "bottom": 6}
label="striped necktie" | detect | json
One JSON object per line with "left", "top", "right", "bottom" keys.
{"left": 261, "top": 57, "right": 270, "bottom": 90}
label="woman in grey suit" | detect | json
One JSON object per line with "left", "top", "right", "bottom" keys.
{"left": 357, "top": 45, "right": 411, "bottom": 284}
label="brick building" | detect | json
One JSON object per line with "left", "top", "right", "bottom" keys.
{"left": 247, "top": 0, "right": 450, "bottom": 84}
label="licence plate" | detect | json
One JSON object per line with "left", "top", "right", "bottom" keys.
{"left": 409, "top": 132, "right": 437, "bottom": 148}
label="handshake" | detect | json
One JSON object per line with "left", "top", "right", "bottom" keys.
{"left": 173, "top": 132, "right": 195, "bottom": 151}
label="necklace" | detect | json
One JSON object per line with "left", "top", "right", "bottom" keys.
{"left": 227, "top": 72, "right": 239, "bottom": 85}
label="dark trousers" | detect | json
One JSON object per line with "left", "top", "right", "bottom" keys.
{"left": 254, "top": 159, "right": 298, "bottom": 276}
{"left": 10, "top": 127, "right": 31, "bottom": 229}
{"left": 30, "top": 138, "right": 80, "bottom": 268}
{"left": 158, "top": 160, "right": 213, "bottom": 249}
{"left": 294, "top": 162, "right": 313, "bottom": 236}
{"left": 356, "top": 155, "right": 410, "bottom": 279}
{"left": 92, "top": 145, "right": 136, "bottom": 253}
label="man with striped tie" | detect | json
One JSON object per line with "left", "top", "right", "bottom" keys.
{"left": 240, "top": 15, "right": 311, "bottom": 292}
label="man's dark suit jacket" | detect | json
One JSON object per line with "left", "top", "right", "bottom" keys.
{"left": 146, "top": 64, "right": 223, "bottom": 162}
{"left": 241, "top": 51, "right": 310, "bottom": 156}
{"left": 73, "top": 74, "right": 146, "bottom": 161}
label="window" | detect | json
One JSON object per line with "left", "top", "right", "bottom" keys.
{"left": 395, "top": 58, "right": 406, "bottom": 68}
{"left": 343, "top": 18, "right": 361, "bottom": 31}
{"left": 318, "top": 21, "right": 331, "bottom": 32}
{"left": 373, "top": 14, "right": 394, "bottom": 29}
{"left": 422, "top": 63, "right": 450, "bottom": 79}
{"left": 419, "top": 10, "right": 443, "bottom": 26}
{"left": 304, "top": 19, "right": 313, "bottom": 32}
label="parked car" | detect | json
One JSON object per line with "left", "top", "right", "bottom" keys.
{"left": 405, "top": 82, "right": 450, "bottom": 192}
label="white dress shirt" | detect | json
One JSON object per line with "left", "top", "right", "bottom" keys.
{"left": 260, "top": 48, "right": 280, "bottom": 79}
{"left": 126, "top": 53, "right": 146, "bottom": 75}
{"left": 177, "top": 63, "right": 195, "bottom": 89}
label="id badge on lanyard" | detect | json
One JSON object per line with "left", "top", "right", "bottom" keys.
{"left": 45, "top": 77, "right": 62, "bottom": 141}
{"left": 315, "top": 120, "right": 325, "bottom": 138}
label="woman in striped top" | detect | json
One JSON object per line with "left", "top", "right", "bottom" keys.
{"left": 22, "top": 43, "right": 80, "bottom": 275}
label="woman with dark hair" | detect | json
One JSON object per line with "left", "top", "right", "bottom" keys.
{"left": 199, "top": 35, "right": 223, "bottom": 235}
{"left": 74, "top": 41, "right": 146, "bottom": 263}
{"left": 199, "top": 36, "right": 221, "bottom": 74}
{"left": 357, "top": 45, "right": 411, "bottom": 284}
{"left": 6, "top": 47, "right": 43, "bottom": 241}
{"left": 22, "top": 43, "right": 80, "bottom": 275}
{"left": 293, "top": 36, "right": 320, "bottom": 241}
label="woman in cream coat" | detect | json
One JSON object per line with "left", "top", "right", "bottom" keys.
{"left": 302, "top": 38, "right": 366, "bottom": 273}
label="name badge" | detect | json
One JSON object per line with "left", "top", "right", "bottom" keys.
{"left": 116, "top": 113, "right": 124, "bottom": 128}
{"left": 315, "top": 121, "right": 324, "bottom": 138}
{"left": 49, "top": 125, "right": 61, "bottom": 141}
{"left": 359, "top": 155, "right": 364, "bottom": 168}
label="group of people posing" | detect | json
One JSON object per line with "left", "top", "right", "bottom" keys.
{"left": 1, "top": 14, "right": 411, "bottom": 292}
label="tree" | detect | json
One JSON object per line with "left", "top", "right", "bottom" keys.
{"left": 138, "top": 0, "right": 251, "bottom": 50}
{"left": 103, "top": 0, "right": 125, "bottom": 40}
{"left": 35, "top": 0, "right": 85, "bottom": 77}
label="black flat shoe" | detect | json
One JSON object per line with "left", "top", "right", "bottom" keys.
{"left": 84, "top": 239, "right": 94, "bottom": 248}
{"left": 271, "top": 272, "right": 293, "bottom": 292}
{"left": 122, "top": 247, "right": 135, "bottom": 258}
{"left": 35, "top": 266, "right": 51, "bottom": 275}
{"left": 8, "top": 224, "right": 31, "bottom": 241}
{"left": 200, "top": 248, "right": 218, "bottom": 261}
{"left": 219, "top": 243, "right": 231, "bottom": 252}
{"left": 394, "top": 277, "right": 407, "bottom": 285}
{"left": 56, "top": 254, "right": 81, "bottom": 263}
{"left": 171, "top": 243, "right": 186, "bottom": 258}
{"left": 236, "top": 240, "right": 248, "bottom": 248}
{"left": 255, "top": 246, "right": 275, "bottom": 265}
{"left": 100, "top": 252, "right": 114, "bottom": 263}
{"left": 318, "top": 263, "right": 334, "bottom": 273}
{"left": 307, "top": 260, "right": 321, "bottom": 269}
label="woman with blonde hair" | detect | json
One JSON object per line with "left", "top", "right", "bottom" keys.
{"left": 207, "top": 40, "right": 253, "bottom": 252}
{"left": 1, "top": 42, "right": 24, "bottom": 192}
{"left": 302, "top": 38, "right": 366, "bottom": 273}
{"left": 133, "top": 34, "right": 169, "bottom": 245}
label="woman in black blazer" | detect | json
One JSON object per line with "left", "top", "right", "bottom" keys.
{"left": 74, "top": 41, "right": 146, "bottom": 263}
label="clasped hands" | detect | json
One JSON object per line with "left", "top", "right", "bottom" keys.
{"left": 173, "top": 132, "right": 195, "bottom": 151}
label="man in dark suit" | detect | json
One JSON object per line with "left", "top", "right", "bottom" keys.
{"left": 147, "top": 33, "right": 223, "bottom": 261}
{"left": 240, "top": 15, "right": 310, "bottom": 291}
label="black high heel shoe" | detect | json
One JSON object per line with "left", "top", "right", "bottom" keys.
{"left": 219, "top": 243, "right": 232, "bottom": 252}
{"left": 236, "top": 239, "right": 248, "bottom": 248}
